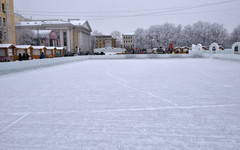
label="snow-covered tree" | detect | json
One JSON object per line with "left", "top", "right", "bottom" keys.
{"left": 15, "top": 28, "right": 35, "bottom": 45}
{"left": 134, "top": 28, "right": 146, "bottom": 49}
{"left": 178, "top": 21, "right": 228, "bottom": 47}
{"left": 231, "top": 25, "right": 240, "bottom": 43}
{"left": 134, "top": 21, "right": 234, "bottom": 49}
{"left": 179, "top": 25, "right": 193, "bottom": 47}
{"left": 111, "top": 30, "right": 122, "bottom": 47}
{"left": 91, "top": 30, "right": 103, "bottom": 36}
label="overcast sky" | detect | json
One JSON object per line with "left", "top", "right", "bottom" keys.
{"left": 14, "top": 0, "right": 240, "bottom": 34}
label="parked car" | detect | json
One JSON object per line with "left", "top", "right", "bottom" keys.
{"left": 64, "top": 52, "right": 74, "bottom": 57}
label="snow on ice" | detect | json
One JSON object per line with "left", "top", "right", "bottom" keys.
{"left": 0, "top": 58, "right": 240, "bottom": 149}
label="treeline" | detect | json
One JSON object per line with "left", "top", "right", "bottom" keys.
{"left": 134, "top": 21, "right": 240, "bottom": 49}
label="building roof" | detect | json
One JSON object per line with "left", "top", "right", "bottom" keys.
{"left": 15, "top": 45, "right": 32, "bottom": 49}
{"left": 69, "top": 19, "right": 87, "bottom": 26}
{"left": 123, "top": 32, "right": 135, "bottom": 36}
{"left": 56, "top": 47, "right": 65, "bottom": 50}
{"left": 0, "top": 44, "right": 14, "bottom": 48}
{"left": 95, "top": 35, "right": 112, "bottom": 38}
{"left": 46, "top": 47, "right": 56, "bottom": 50}
{"left": 17, "top": 19, "right": 87, "bottom": 27}
{"left": 16, "top": 19, "right": 92, "bottom": 32}
{"left": 32, "top": 46, "right": 46, "bottom": 49}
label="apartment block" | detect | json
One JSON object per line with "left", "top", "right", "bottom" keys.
{"left": 94, "top": 35, "right": 116, "bottom": 49}
{"left": 122, "top": 33, "right": 134, "bottom": 50}
{"left": 0, "top": 0, "right": 16, "bottom": 44}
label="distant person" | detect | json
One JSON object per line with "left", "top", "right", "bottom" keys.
{"left": 40, "top": 52, "right": 45, "bottom": 59}
{"left": 172, "top": 50, "right": 175, "bottom": 54}
{"left": 26, "top": 53, "right": 29, "bottom": 60}
{"left": 19, "top": 53, "right": 22, "bottom": 61}
{"left": 22, "top": 53, "right": 26, "bottom": 60}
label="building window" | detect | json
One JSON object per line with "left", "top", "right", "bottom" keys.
{"left": 2, "top": 3, "right": 5, "bottom": 13}
{"left": 3, "top": 18, "right": 5, "bottom": 26}
{"left": 63, "top": 32, "right": 67, "bottom": 46}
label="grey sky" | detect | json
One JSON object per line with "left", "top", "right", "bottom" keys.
{"left": 14, "top": 0, "right": 240, "bottom": 34}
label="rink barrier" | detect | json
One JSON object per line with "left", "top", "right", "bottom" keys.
{"left": 0, "top": 56, "right": 87, "bottom": 75}
{"left": 0, "top": 53, "right": 240, "bottom": 75}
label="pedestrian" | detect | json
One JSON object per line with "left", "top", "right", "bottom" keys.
{"left": 26, "top": 53, "right": 29, "bottom": 60}
{"left": 40, "top": 52, "right": 45, "bottom": 59}
{"left": 19, "top": 53, "right": 22, "bottom": 61}
{"left": 22, "top": 53, "right": 26, "bottom": 60}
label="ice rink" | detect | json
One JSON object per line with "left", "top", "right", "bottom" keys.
{"left": 0, "top": 58, "right": 240, "bottom": 150}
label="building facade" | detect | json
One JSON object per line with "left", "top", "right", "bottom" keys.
{"left": 0, "top": 0, "right": 16, "bottom": 44}
{"left": 32, "top": 30, "right": 59, "bottom": 47}
{"left": 122, "top": 33, "right": 134, "bottom": 50}
{"left": 93, "top": 35, "right": 116, "bottom": 49}
{"left": 15, "top": 19, "right": 92, "bottom": 53}
{"left": 14, "top": 13, "right": 27, "bottom": 24}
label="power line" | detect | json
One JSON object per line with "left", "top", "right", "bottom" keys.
{"left": 89, "top": 8, "right": 240, "bottom": 21}
{"left": 15, "top": 0, "right": 239, "bottom": 15}
{"left": 13, "top": 0, "right": 240, "bottom": 21}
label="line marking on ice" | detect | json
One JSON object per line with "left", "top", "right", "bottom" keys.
{"left": 90, "top": 104, "right": 235, "bottom": 113}
{"left": 0, "top": 113, "right": 28, "bottom": 134}
{"left": 0, "top": 104, "right": 236, "bottom": 115}
{"left": 106, "top": 71, "right": 179, "bottom": 107}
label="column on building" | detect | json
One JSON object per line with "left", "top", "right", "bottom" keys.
{"left": 59, "top": 30, "right": 64, "bottom": 47}
{"left": 78, "top": 31, "right": 82, "bottom": 51}
{"left": 67, "top": 29, "right": 71, "bottom": 52}
{"left": 70, "top": 29, "right": 74, "bottom": 52}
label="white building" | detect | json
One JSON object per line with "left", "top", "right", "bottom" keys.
{"left": 15, "top": 19, "right": 92, "bottom": 53}
{"left": 122, "top": 33, "right": 135, "bottom": 50}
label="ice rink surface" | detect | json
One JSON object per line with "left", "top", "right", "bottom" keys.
{"left": 0, "top": 58, "right": 240, "bottom": 150}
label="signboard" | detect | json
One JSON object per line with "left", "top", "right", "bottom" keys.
{"left": 105, "top": 39, "right": 112, "bottom": 47}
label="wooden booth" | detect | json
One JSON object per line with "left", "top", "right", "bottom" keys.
{"left": 32, "top": 46, "right": 46, "bottom": 59}
{"left": 45, "top": 47, "right": 56, "bottom": 58}
{"left": 174, "top": 47, "right": 181, "bottom": 53}
{"left": 0, "top": 44, "right": 15, "bottom": 62}
{"left": 56, "top": 47, "right": 65, "bottom": 57}
{"left": 14, "top": 45, "right": 32, "bottom": 61}
{"left": 181, "top": 46, "right": 190, "bottom": 54}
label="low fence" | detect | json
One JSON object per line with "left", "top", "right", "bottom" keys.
{"left": 0, "top": 52, "right": 240, "bottom": 75}
{"left": 0, "top": 56, "right": 87, "bottom": 75}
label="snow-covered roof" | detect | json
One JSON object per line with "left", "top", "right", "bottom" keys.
{"left": 43, "top": 20, "right": 68, "bottom": 25}
{"left": 123, "top": 32, "right": 135, "bottom": 36}
{"left": 46, "top": 47, "right": 56, "bottom": 50}
{"left": 32, "top": 46, "right": 46, "bottom": 49}
{"left": 17, "top": 21, "right": 42, "bottom": 26}
{"left": 32, "top": 30, "right": 52, "bottom": 35}
{"left": 17, "top": 19, "right": 87, "bottom": 27}
{"left": 69, "top": 19, "right": 87, "bottom": 26}
{"left": 56, "top": 47, "right": 64, "bottom": 50}
{"left": 0, "top": 44, "right": 14, "bottom": 48}
{"left": 15, "top": 45, "right": 32, "bottom": 49}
